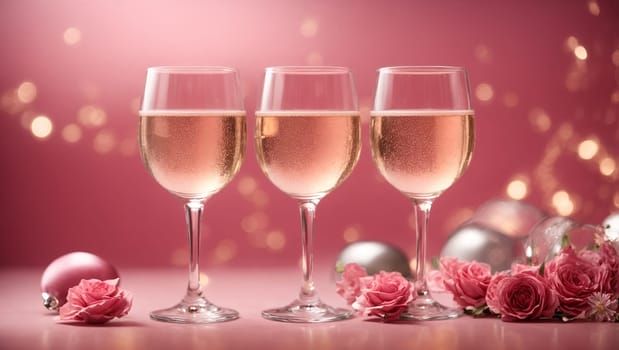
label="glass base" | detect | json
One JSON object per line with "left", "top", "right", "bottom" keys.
{"left": 150, "top": 295, "right": 239, "bottom": 324}
{"left": 262, "top": 299, "right": 353, "bottom": 323}
{"left": 400, "top": 297, "right": 462, "bottom": 321}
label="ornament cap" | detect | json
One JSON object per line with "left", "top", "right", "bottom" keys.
{"left": 42, "top": 292, "right": 59, "bottom": 311}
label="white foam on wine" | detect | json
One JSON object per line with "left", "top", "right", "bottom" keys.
{"left": 139, "top": 110, "right": 246, "bottom": 117}
{"left": 370, "top": 109, "right": 474, "bottom": 117}
{"left": 255, "top": 110, "right": 360, "bottom": 117}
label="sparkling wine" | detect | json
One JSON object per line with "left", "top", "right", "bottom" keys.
{"left": 139, "top": 110, "right": 246, "bottom": 199}
{"left": 370, "top": 109, "right": 474, "bottom": 197}
{"left": 255, "top": 111, "right": 361, "bottom": 200}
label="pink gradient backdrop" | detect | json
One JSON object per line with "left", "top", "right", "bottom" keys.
{"left": 1, "top": 0, "right": 618, "bottom": 268}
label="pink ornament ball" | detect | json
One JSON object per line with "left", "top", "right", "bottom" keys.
{"left": 40, "top": 252, "right": 119, "bottom": 311}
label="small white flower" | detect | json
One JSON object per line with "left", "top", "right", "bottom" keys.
{"left": 584, "top": 292, "right": 618, "bottom": 322}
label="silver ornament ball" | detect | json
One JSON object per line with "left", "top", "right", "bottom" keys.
{"left": 440, "top": 223, "right": 519, "bottom": 272}
{"left": 336, "top": 241, "right": 411, "bottom": 277}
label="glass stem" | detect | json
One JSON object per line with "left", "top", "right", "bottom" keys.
{"left": 412, "top": 198, "right": 434, "bottom": 298}
{"left": 298, "top": 200, "right": 319, "bottom": 305}
{"left": 185, "top": 199, "right": 205, "bottom": 299}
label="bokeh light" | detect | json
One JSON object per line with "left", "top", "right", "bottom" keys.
{"left": 475, "top": 83, "right": 494, "bottom": 102}
{"left": 199, "top": 273, "right": 209, "bottom": 288}
{"left": 61, "top": 123, "right": 82, "bottom": 143}
{"left": 16, "top": 81, "right": 37, "bottom": 104}
{"left": 565, "top": 36, "right": 579, "bottom": 50}
{"left": 506, "top": 178, "right": 528, "bottom": 200}
{"left": 587, "top": 1, "right": 600, "bottom": 16}
{"left": 93, "top": 129, "right": 117, "bottom": 154}
{"left": 574, "top": 45, "right": 588, "bottom": 60}
{"left": 599, "top": 157, "right": 616, "bottom": 177}
{"left": 265, "top": 230, "right": 286, "bottom": 251}
{"left": 78, "top": 105, "right": 107, "bottom": 127}
{"left": 342, "top": 225, "right": 361, "bottom": 243}
{"left": 577, "top": 139, "right": 599, "bottom": 160}
{"left": 552, "top": 190, "right": 574, "bottom": 216}
{"left": 300, "top": 17, "right": 319, "bottom": 38}
{"left": 237, "top": 176, "right": 258, "bottom": 196}
{"left": 528, "top": 108, "right": 552, "bottom": 132}
{"left": 241, "top": 211, "right": 269, "bottom": 234}
{"left": 63, "top": 27, "right": 81, "bottom": 46}
{"left": 612, "top": 49, "right": 619, "bottom": 66}
{"left": 30, "top": 115, "right": 53, "bottom": 139}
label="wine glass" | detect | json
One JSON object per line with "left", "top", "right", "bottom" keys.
{"left": 255, "top": 66, "right": 361, "bottom": 322}
{"left": 138, "top": 66, "right": 246, "bottom": 323}
{"left": 370, "top": 66, "right": 475, "bottom": 320}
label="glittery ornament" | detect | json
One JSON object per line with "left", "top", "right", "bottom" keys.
{"left": 336, "top": 241, "right": 411, "bottom": 277}
{"left": 40, "top": 252, "right": 119, "bottom": 311}
{"left": 440, "top": 223, "right": 519, "bottom": 272}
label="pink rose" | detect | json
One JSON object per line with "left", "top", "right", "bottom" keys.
{"left": 485, "top": 271, "right": 509, "bottom": 315}
{"left": 440, "top": 257, "right": 492, "bottom": 309}
{"left": 438, "top": 257, "right": 462, "bottom": 278}
{"left": 574, "top": 243, "right": 619, "bottom": 297}
{"left": 59, "top": 278, "right": 132, "bottom": 324}
{"left": 578, "top": 249, "right": 602, "bottom": 265}
{"left": 598, "top": 242, "right": 619, "bottom": 296}
{"left": 485, "top": 264, "right": 542, "bottom": 315}
{"left": 336, "top": 263, "right": 368, "bottom": 305}
{"left": 486, "top": 270, "right": 558, "bottom": 321}
{"left": 353, "top": 271, "right": 413, "bottom": 321}
{"left": 546, "top": 246, "right": 605, "bottom": 316}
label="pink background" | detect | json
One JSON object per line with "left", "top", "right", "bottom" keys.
{"left": 1, "top": 0, "right": 618, "bottom": 268}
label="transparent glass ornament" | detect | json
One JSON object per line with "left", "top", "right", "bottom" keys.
{"left": 523, "top": 216, "right": 603, "bottom": 265}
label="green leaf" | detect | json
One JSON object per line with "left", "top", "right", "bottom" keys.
{"left": 561, "top": 234, "right": 571, "bottom": 249}
{"left": 538, "top": 262, "right": 545, "bottom": 276}
{"left": 431, "top": 256, "right": 440, "bottom": 270}
{"left": 334, "top": 261, "right": 345, "bottom": 274}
